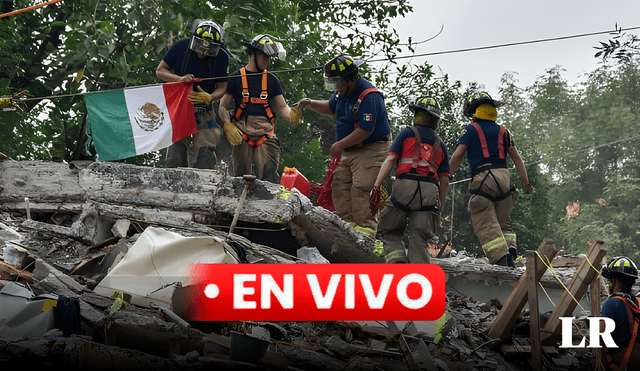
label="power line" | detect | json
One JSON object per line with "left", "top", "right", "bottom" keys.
{"left": 366, "top": 26, "right": 640, "bottom": 64}
{"left": 16, "top": 25, "right": 640, "bottom": 103}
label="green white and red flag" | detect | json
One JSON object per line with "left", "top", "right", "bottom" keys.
{"left": 85, "top": 82, "right": 197, "bottom": 161}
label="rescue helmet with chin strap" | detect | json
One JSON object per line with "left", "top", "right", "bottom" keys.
{"left": 463, "top": 91, "right": 503, "bottom": 120}
{"left": 242, "top": 34, "right": 286, "bottom": 60}
{"left": 602, "top": 256, "right": 639, "bottom": 281}
{"left": 189, "top": 19, "right": 224, "bottom": 57}
{"left": 323, "top": 54, "right": 362, "bottom": 91}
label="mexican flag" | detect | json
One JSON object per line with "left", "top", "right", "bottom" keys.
{"left": 85, "top": 82, "right": 197, "bottom": 161}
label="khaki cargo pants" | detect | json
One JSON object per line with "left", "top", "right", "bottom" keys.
{"left": 166, "top": 109, "right": 223, "bottom": 169}
{"left": 231, "top": 115, "right": 282, "bottom": 184}
{"left": 468, "top": 168, "right": 515, "bottom": 264}
{"left": 377, "top": 178, "right": 439, "bottom": 263}
{"left": 332, "top": 141, "right": 390, "bottom": 231}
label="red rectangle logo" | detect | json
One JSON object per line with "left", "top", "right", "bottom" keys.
{"left": 183, "top": 264, "right": 445, "bottom": 321}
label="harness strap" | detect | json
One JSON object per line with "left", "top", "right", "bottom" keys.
{"left": 469, "top": 168, "right": 514, "bottom": 202}
{"left": 352, "top": 87, "right": 382, "bottom": 147}
{"left": 241, "top": 133, "right": 271, "bottom": 147}
{"left": 406, "top": 126, "right": 442, "bottom": 176}
{"left": 397, "top": 172, "right": 438, "bottom": 184}
{"left": 471, "top": 121, "right": 509, "bottom": 160}
{"left": 234, "top": 67, "right": 275, "bottom": 124}
{"left": 390, "top": 197, "right": 439, "bottom": 214}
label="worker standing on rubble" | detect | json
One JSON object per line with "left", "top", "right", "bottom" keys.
{"left": 369, "top": 97, "right": 450, "bottom": 263}
{"left": 296, "top": 55, "right": 391, "bottom": 231}
{"left": 156, "top": 19, "right": 230, "bottom": 169}
{"left": 449, "top": 92, "right": 534, "bottom": 267}
{"left": 218, "top": 34, "right": 302, "bottom": 183}
{"left": 600, "top": 256, "right": 640, "bottom": 370}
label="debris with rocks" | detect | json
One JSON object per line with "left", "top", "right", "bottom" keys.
{"left": 0, "top": 160, "right": 615, "bottom": 370}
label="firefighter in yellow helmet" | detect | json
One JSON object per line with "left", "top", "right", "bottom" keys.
{"left": 218, "top": 34, "right": 301, "bottom": 183}
{"left": 370, "top": 97, "right": 450, "bottom": 263}
{"left": 449, "top": 92, "right": 534, "bottom": 267}
{"left": 600, "top": 256, "right": 640, "bottom": 370}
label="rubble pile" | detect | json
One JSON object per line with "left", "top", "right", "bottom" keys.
{"left": 0, "top": 161, "right": 611, "bottom": 370}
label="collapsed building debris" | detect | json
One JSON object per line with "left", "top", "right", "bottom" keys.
{"left": 0, "top": 160, "right": 620, "bottom": 370}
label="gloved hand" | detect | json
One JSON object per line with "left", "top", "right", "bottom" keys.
{"left": 223, "top": 121, "right": 243, "bottom": 146}
{"left": 188, "top": 85, "right": 212, "bottom": 106}
{"left": 290, "top": 106, "right": 302, "bottom": 127}
{"left": 369, "top": 185, "right": 382, "bottom": 217}
{"left": 523, "top": 183, "right": 535, "bottom": 195}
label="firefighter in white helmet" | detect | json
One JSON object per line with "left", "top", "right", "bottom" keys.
{"left": 218, "top": 34, "right": 301, "bottom": 183}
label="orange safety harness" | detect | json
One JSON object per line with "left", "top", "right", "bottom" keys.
{"left": 471, "top": 121, "right": 508, "bottom": 160}
{"left": 234, "top": 67, "right": 275, "bottom": 146}
{"left": 605, "top": 294, "right": 640, "bottom": 371}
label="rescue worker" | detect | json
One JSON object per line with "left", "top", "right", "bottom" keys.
{"left": 449, "top": 92, "right": 534, "bottom": 267}
{"left": 296, "top": 54, "right": 392, "bottom": 231}
{"left": 218, "top": 34, "right": 301, "bottom": 183}
{"left": 156, "top": 19, "right": 230, "bottom": 169}
{"left": 601, "top": 256, "right": 640, "bottom": 370}
{"left": 369, "top": 97, "right": 450, "bottom": 263}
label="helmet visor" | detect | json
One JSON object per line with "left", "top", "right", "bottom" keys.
{"left": 189, "top": 36, "right": 220, "bottom": 57}
{"left": 324, "top": 75, "right": 346, "bottom": 91}
{"left": 261, "top": 41, "right": 286, "bottom": 60}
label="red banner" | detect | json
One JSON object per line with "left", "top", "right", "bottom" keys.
{"left": 183, "top": 264, "right": 446, "bottom": 321}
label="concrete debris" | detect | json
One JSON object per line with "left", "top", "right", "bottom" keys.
{"left": 0, "top": 160, "right": 616, "bottom": 370}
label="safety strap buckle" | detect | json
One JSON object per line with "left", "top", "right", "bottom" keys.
{"left": 260, "top": 92, "right": 268, "bottom": 100}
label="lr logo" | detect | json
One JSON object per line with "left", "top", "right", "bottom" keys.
{"left": 559, "top": 317, "right": 618, "bottom": 348}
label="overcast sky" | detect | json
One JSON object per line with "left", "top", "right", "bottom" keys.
{"left": 375, "top": 0, "right": 640, "bottom": 97}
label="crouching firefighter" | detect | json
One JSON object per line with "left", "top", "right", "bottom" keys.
{"left": 449, "top": 92, "right": 534, "bottom": 267}
{"left": 218, "top": 34, "right": 301, "bottom": 183}
{"left": 601, "top": 256, "right": 640, "bottom": 370}
{"left": 369, "top": 97, "right": 450, "bottom": 263}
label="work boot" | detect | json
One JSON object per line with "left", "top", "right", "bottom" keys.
{"left": 166, "top": 142, "right": 188, "bottom": 168}
{"left": 509, "top": 247, "right": 517, "bottom": 262}
{"left": 193, "top": 147, "right": 217, "bottom": 169}
{"left": 495, "top": 254, "right": 515, "bottom": 268}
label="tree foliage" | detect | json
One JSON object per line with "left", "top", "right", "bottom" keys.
{"left": 3, "top": 0, "right": 639, "bottom": 260}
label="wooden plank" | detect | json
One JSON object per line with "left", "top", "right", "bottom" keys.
{"left": 486, "top": 238, "right": 559, "bottom": 340}
{"left": 0, "top": 260, "right": 34, "bottom": 283}
{"left": 527, "top": 251, "right": 542, "bottom": 371}
{"left": 590, "top": 255, "right": 604, "bottom": 358}
{"left": 540, "top": 240, "right": 607, "bottom": 345}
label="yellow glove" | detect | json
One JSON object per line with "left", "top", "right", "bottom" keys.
{"left": 188, "top": 85, "right": 212, "bottom": 106}
{"left": 223, "top": 122, "right": 243, "bottom": 146}
{"left": 290, "top": 106, "right": 302, "bottom": 127}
